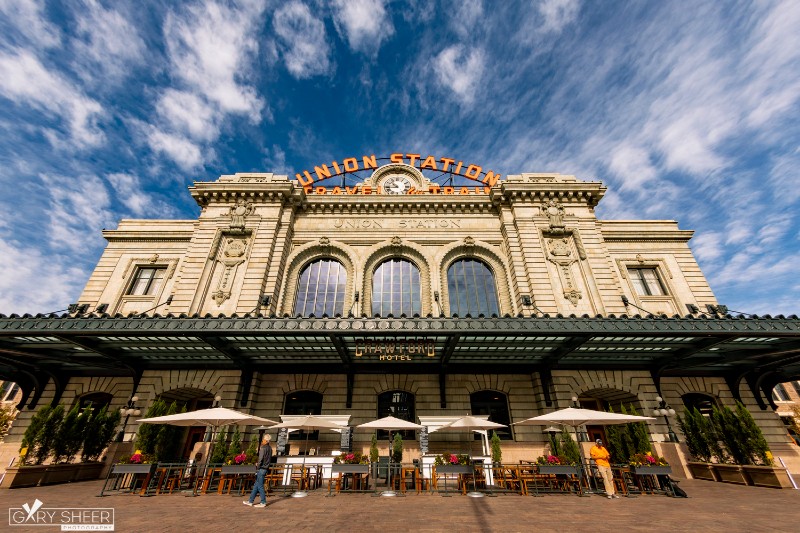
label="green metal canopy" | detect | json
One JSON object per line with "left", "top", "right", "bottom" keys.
{"left": 1, "top": 313, "right": 798, "bottom": 413}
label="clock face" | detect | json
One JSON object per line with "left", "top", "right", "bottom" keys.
{"left": 382, "top": 176, "right": 412, "bottom": 194}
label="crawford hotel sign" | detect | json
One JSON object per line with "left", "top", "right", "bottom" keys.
{"left": 294, "top": 152, "right": 502, "bottom": 194}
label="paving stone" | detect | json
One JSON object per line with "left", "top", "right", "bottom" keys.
{"left": 1, "top": 478, "right": 798, "bottom": 532}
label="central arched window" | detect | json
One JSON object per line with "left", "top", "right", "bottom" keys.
{"left": 377, "top": 390, "right": 416, "bottom": 439}
{"left": 447, "top": 259, "right": 499, "bottom": 316}
{"left": 372, "top": 259, "right": 421, "bottom": 316}
{"left": 470, "top": 390, "right": 512, "bottom": 440}
{"left": 294, "top": 259, "right": 347, "bottom": 316}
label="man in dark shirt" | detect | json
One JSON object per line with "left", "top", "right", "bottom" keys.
{"left": 244, "top": 434, "right": 272, "bottom": 507}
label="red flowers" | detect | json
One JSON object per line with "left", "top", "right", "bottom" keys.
{"left": 130, "top": 453, "right": 142, "bottom": 464}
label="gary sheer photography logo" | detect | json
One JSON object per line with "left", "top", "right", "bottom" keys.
{"left": 8, "top": 499, "right": 114, "bottom": 531}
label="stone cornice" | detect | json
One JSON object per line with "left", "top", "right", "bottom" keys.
{"left": 493, "top": 174, "right": 607, "bottom": 207}
{"left": 189, "top": 180, "right": 296, "bottom": 207}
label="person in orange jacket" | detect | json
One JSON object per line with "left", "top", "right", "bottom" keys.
{"left": 590, "top": 439, "right": 619, "bottom": 499}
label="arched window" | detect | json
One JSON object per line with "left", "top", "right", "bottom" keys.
{"left": 470, "top": 390, "right": 512, "bottom": 440}
{"left": 681, "top": 393, "right": 717, "bottom": 416}
{"left": 77, "top": 392, "right": 112, "bottom": 412}
{"left": 377, "top": 390, "right": 416, "bottom": 439}
{"left": 294, "top": 259, "right": 347, "bottom": 317}
{"left": 447, "top": 259, "right": 499, "bottom": 317}
{"left": 284, "top": 390, "right": 323, "bottom": 440}
{"left": 372, "top": 259, "right": 421, "bottom": 316}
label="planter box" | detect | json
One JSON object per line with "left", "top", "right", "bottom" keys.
{"left": 74, "top": 462, "right": 105, "bottom": 482}
{"left": 435, "top": 465, "right": 473, "bottom": 475}
{"left": 687, "top": 462, "right": 719, "bottom": 482}
{"left": 332, "top": 464, "right": 370, "bottom": 474}
{"left": 111, "top": 464, "right": 157, "bottom": 475}
{"left": 712, "top": 464, "right": 751, "bottom": 485}
{"left": 220, "top": 465, "right": 256, "bottom": 475}
{"left": 41, "top": 464, "right": 80, "bottom": 485}
{"left": 0, "top": 465, "right": 48, "bottom": 489}
{"left": 631, "top": 465, "right": 672, "bottom": 476}
{"left": 538, "top": 465, "right": 580, "bottom": 476}
{"left": 742, "top": 465, "right": 793, "bottom": 489}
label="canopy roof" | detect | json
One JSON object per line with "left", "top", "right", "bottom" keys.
{"left": 1, "top": 314, "right": 798, "bottom": 411}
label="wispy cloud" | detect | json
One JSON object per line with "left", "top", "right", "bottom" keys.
{"left": 273, "top": 1, "right": 332, "bottom": 79}
{"left": 0, "top": 0, "right": 61, "bottom": 49}
{"left": 0, "top": 50, "right": 105, "bottom": 147}
{"left": 331, "top": 0, "right": 393, "bottom": 57}
{"left": 146, "top": 0, "right": 267, "bottom": 170}
{"left": 70, "top": 0, "right": 147, "bottom": 85}
{"left": 432, "top": 44, "right": 485, "bottom": 106}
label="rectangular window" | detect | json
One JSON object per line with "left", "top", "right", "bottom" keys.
{"left": 629, "top": 267, "right": 666, "bottom": 296}
{"left": 128, "top": 267, "right": 166, "bottom": 296}
{"left": 773, "top": 384, "right": 790, "bottom": 402}
{"left": 793, "top": 381, "right": 800, "bottom": 397}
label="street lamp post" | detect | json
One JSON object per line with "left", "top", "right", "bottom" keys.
{"left": 653, "top": 396, "right": 679, "bottom": 442}
{"left": 116, "top": 396, "right": 141, "bottom": 442}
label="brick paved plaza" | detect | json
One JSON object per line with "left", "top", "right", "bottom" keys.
{"left": 1, "top": 479, "right": 798, "bottom": 532}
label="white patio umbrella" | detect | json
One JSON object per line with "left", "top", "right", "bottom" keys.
{"left": 138, "top": 407, "right": 278, "bottom": 495}
{"left": 436, "top": 415, "right": 507, "bottom": 497}
{"left": 357, "top": 416, "right": 424, "bottom": 496}
{"left": 514, "top": 407, "right": 655, "bottom": 493}
{"left": 268, "top": 415, "right": 346, "bottom": 498}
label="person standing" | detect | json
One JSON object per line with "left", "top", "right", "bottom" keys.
{"left": 244, "top": 434, "right": 272, "bottom": 507}
{"left": 590, "top": 438, "right": 619, "bottom": 499}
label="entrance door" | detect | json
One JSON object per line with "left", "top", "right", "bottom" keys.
{"left": 182, "top": 427, "right": 207, "bottom": 460}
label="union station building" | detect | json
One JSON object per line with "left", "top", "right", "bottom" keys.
{"left": 1, "top": 158, "right": 799, "bottom": 475}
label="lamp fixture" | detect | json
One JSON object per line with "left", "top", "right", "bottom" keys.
{"left": 116, "top": 395, "right": 142, "bottom": 442}
{"left": 654, "top": 396, "right": 679, "bottom": 442}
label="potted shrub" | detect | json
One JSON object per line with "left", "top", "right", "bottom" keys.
{"left": 629, "top": 452, "right": 672, "bottom": 476}
{"left": 391, "top": 433, "right": 403, "bottom": 464}
{"left": 677, "top": 407, "right": 720, "bottom": 481}
{"left": 77, "top": 405, "right": 120, "bottom": 482}
{"left": 490, "top": 431, "right": 502, "bottom": 465}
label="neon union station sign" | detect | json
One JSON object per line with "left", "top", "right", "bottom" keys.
{"left": 295, "top": 152, "right": 502, "bottom": 195}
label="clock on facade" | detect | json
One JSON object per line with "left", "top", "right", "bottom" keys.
{"left": 381, "top": 175, "right": 413, "bottom": 194}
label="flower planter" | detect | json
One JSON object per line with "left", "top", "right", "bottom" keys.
{"left": 41, "top": 464, "right": 80, "bottom": 485}
{"left": 712, "top": 464, "right": 751, "bottom": 485}
{"left": 332, "top": 464, "right": 370, "bottom": 475}
{"left": 742, "top": 465, "right": 793, "bottom": 489}
{"left": 538, "top": 465, "right": 580, "bottom": 476}
{"left": 0, "top": 465, "right": 48, "bottom": 489}
{"left": 687, "top": 462, "right": 719, "bottom": 482}
{"left": 220, "top": 465, "right": 256, "bottom": 475}
{"left": 74, "top": 462, "right": 105, "bottom": 482}
{"left": 435, "top": 465, "right": 473, "bottom": 475}
{"left": 111, "top": 464, "right": 157, "bottom": 475}
{"left": 631, "top": 465, "right": 672, "bottom": 476}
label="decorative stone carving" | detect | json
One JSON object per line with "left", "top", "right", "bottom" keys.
{"left": 546, "top": 237, "right": 582, "bottom": 305}
{"left": 148, "top": 254, "right": 159, "bottom": 263}
{"left": 213, "top": 237, "right": 248, "bottom": 305}
{"left": 319, "top": 237, "right": 330, "bottom": 247}
{"left": 391, "top": 236, "right": 402, "bottom": 248}
{"left": 542, "top": 199, "right": 566, "bottom": 233}
{"left": 229, "top": 199, "right": 253, "bottom": 232}
{"left": 463, "top": 236, "right": 475, "bottom": 256}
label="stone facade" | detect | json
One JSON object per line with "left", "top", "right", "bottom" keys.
{"left": 2, "top": 165, "right": 799, "bottom": 476}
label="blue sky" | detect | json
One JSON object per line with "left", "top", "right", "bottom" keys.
{"left": 0, "top": 0, "right": 798, "bottom": 316}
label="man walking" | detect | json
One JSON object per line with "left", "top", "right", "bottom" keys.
{"left": 244, "top": 434, "right": 272, "bottom": 507}
{"left": 590, "top": 438, "right": 619, "bottom": 499}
